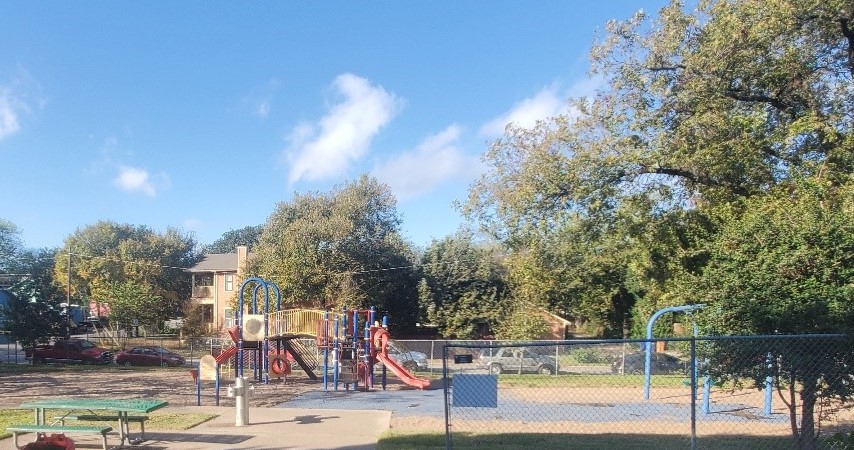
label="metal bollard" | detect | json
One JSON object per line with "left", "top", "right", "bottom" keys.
{"left": 232, "top": 377, "right": 250, "bottom": 426}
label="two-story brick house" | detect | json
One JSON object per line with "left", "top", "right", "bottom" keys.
{"left": 187, "top": 245, "right": 249, "bottom": 332}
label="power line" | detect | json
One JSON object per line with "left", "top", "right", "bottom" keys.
{"left": 66, "top": 252, "right": 191, "bottom": 271}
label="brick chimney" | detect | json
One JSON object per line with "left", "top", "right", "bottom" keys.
{"left": 236, "top": 245, "right": 248, "bottom": 276}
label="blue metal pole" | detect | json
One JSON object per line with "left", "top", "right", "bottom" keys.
{"left": 333, "top": 315, "right": 340, "bottom": 391}
{"left": 353, "top": 309, "right": 359, "bottom": 391}
{"left": 645, "top": 304, "right": 705, "bottom": 400}
{"left": 215, "top": 365, "right": 220, "bottom": 406}
{"left": 382, "top": 315, "right": 388, "bottom": 390}
{"left": 364, "top": 323, "right": 371, "bottom": 389}
{"left": 261, "top": 281, "right": 271, "bottom": 384}
{"left": 764, "top": 352, "right": 773, "bottom": 416}
{"left": 323, "top": 311, "right": 329, "bottom": 390}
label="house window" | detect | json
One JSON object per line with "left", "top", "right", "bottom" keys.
{"left": 224, "top": 308, "right": 234, "bottom": 329}
{"left": 224, "top": 274, "right": 234, "bottom": 291}
{"left": 201, "top": 305, "right": 214, "bottom": 324}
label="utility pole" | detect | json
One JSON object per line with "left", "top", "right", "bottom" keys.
{"left": 67, "top": 252, "right": 71, "bottom": 305}
{"left": 66, "top": 252, "right": 71, "bottom": 338}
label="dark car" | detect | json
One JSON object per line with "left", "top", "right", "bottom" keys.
{"left": 385, "top": 340, "right": 428, "bottom": 372}
{"left": 612, "top": 352, "right": 685, "bottom": 375}
{"left": 115, "top": 346, "right": 185, "bottom": 367}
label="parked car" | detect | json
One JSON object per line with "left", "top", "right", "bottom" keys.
{"left": 611, "top": 352, "right": 686, "bottom": 375}
{"left": 30, "top": 339, "right": 113, "bottom": 365}
{"left": 82, "top": 316, "right": 109, "bottom": 329}
{"left": 478, "top": 347, "right": 556, "bottom": 375}
{"left": 115, "top": 346, "right": 186, "bottom": 367}
{"left": 382, "top": 340, "right": 428, "bottom": 372}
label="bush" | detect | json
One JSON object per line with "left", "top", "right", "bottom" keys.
{"left": 571, "top": 348, "right": 607, "bottom": 364}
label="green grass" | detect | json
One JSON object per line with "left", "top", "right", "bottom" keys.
{"left": 494, "top": 373, "right": 688, "bottom": 388}
{"left": 0, "top": 409, "right": 217, "bottom": 440}
{"left": 376, "top": 431, "right": 790, "bottom": 450}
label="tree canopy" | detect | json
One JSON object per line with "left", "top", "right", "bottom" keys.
{"left": 418, "top": 233, "right": 511, "bottom": 339}
{"left": 248, "top": 176, "right": 420, "bottom": 327}
{"left": 464, "top": 0, "right": 854, "bottom": 334}
{"left": 204, "top": 225, "right": 263, "bottom": 254}
{"left": 463, "top": 0, "right": 854, "bottom": 445}
{"left": 53, "top": 221, "right": 198, "bottom": 331}
{"left": 0, "top": 218, "right": 23, "bottom": 273}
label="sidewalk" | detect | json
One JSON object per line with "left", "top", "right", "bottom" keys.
{"left": 68, "top": 405, "right": 392, "bottom": 450}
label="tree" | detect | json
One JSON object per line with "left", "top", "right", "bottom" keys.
{"left": 204, "top": 225, "right": 263, "bottom": 254}
{"left": 463, "top": 1, "right": 854, "bottom": 443}
{"left": 0, "top": 218, "right": 23, "bottom": 273}
{"left": 2, "top": 277, "right": 64, "bottom": 349}
{"left": 53, "top": 221, "right": 198, "bottom": 329}
{"left": 248, "top": 176, "right": 420, "bottom": 327}
{"left": 464, "top": 0, "right": 854, "bottom": 330}
{"left": 104, "top": 280, "right": 170, "bottom": 333}
{"left": 419, "top": 233, "right": 511, "bottom": 339}
{"left": 681, "top": 180, "right": 854, "bottom": 449}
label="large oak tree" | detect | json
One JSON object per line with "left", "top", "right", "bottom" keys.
{"left": 463, "top": 1, "right": 854, "bottom": 446}
{"left": 248, "top": 176, "right": 420, "bottom": 327}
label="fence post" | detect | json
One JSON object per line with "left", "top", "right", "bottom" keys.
{"left": 443, "top": 343, "right": 452, "bottom": 450}
{"left": 690, "top": 337, "right": 697, "bottom": 450}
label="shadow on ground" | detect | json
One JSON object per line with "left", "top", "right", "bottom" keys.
{"left": 377, "top": 432, "right": 793, "bottom": 450}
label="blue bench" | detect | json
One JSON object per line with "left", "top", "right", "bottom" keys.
{"left": 6, "top": 424, "right": 112, "bottom": 450}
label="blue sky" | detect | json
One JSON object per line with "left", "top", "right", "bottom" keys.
{"left": 0, "top": 1, "right": 663, "bottom": 251}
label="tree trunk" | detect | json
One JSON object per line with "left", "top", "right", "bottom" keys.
{"left": 797, "top": 373, "right": 819, "bottom": 450}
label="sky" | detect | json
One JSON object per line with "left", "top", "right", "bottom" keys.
{"left": 0, "top": 1, "right": 665, "bottom": 252}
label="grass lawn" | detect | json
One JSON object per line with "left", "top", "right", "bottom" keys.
{"left": 495, "top": 373, "right": 688, "bottom": 388}
{"left": 0, "top": 409, "right": 217, "bottom": 440}
{"left": 376, "top": 431, "right": 790, "bottom": 450}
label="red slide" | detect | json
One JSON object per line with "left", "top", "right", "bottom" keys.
{"left": 375, "top": 352, "right": 431, "bottom": 389}
{"left": 214, "top": 346, "right": 238, "bottom": 364}
{"left": 373, "top": 328, "right": 431, "bottom": 390}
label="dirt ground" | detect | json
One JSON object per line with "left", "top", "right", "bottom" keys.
{"left": 8, "top": 367, "right": 849, "bottom": 440}
{"left": 0, "top": 367, "right": 324, "bottom": 408}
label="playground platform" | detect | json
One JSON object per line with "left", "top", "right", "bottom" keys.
{"left": 113, "top": 405, "right": 391, "bottom": 450}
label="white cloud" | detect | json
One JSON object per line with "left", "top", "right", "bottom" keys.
{"left": 242, "top": 79, "right": 280, "bottom": 119}
{"left": 372, "top": 125, "right": 475, "bottom": 201}
{"left": 182, "top": 218, "right": 203, "bottom": 230}
{"left": 0, "top": 66, "right": 44, "bottom": 142}
{"left": 285, "top": 73, "right": 403, "bottom": 184}
{"left": 113, "top": 165, "right": 169, "bottom": 197}
{"left": 0, "top": 93, "right": 21, "bottom": 141}
{"left": 479, "top": 85, "right": 564, "bottom": 138}
{"left": 479, "top": 77, "right": 603, "bottom": 138}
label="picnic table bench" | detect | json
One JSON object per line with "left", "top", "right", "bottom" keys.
{"left": 6, "top": 424, "right": 112, "bottom": 450}
{"left": 55, "top": 414, "right": 150, "bottom": 438}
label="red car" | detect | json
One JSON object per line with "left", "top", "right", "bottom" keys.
{"left": 115, "top": 346, "right": 186, "bottom": 367}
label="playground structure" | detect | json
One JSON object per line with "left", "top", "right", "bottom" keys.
{"left": 194, "top": 277, "right": 430, "bottom": 406}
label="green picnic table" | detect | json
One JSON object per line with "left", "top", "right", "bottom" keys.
{"left": 14, "top": 398, "right": 168, "bottom": 449}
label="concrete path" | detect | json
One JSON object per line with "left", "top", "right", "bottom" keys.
{"left": 48, "top": 406, "right": 392, "bottom": 450}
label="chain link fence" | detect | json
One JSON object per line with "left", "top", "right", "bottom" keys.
{"left": 439, "top": 335, "right": 854, "bottom": 450}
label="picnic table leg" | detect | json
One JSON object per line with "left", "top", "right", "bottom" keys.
{"left": 118, "top": 411, "right": 128, "bottom": 445}
{"left": 32, "top": 407, "right": 45, "bottom": 425}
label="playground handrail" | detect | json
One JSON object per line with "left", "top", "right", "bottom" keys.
{"left": 268, "top": 309, "right": 326, "bottom": 338}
